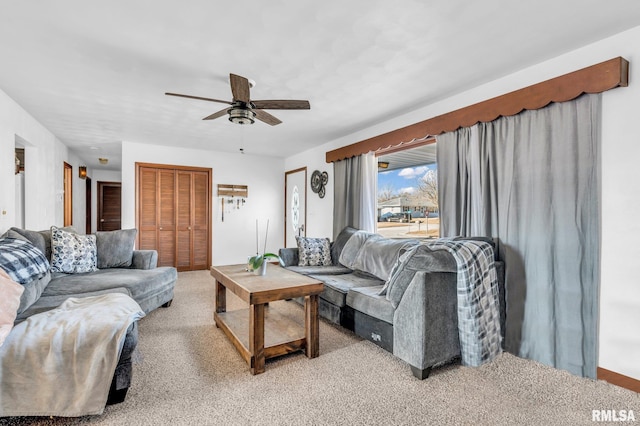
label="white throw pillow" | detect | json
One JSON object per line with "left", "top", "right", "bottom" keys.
{"left": 296, "top": 236, "right": 332, "bottom": 266}
{"left": 0, "top": 268, "right": 24, "bottom": 347}
{"left": 50, "top": 226, "right": 98, "bottom": 274}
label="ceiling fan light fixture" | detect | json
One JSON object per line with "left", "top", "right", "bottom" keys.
{"left": 228, "top": 107, "right": 255, "bottom": 125}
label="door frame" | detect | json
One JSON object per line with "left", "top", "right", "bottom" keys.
{"left": 284, "top": 167, "right": 307, "bottom": 247}
{"left": 63, "top": 162, "right": 73, "bottom": 226}
{"left": 85, "top": 177, "right": 92, "bottom": 234}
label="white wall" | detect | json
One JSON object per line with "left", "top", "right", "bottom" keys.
{"left": 284, "top": 26, "right": 640, "bottom": 381}
{"left": 0, "top": 89, "right": 85, "bottom": 234}
{"left": 121, "top": 141, "right": 284, "bottom": 266}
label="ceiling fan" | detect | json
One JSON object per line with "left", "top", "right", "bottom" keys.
{"left": 165, "top": 73, "right": 310, "bottom": 126}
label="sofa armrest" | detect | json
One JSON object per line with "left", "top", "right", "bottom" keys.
{"left": 278, "top": 247, "right": 299, "bottom": 267}
{"left": 392, "top": 271, "right": 460, "bottom": 372}
{"left": 130, "top": 250, "right": 158, "bottom": 270}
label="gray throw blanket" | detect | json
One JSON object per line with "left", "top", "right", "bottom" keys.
{"left": 427, "top": 239, "right": 502, "bottom": 366}
{"left": 0, "top": 293, "right": 144, "bottom": 417}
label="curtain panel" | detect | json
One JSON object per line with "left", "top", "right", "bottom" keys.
{"left": 437, "top": 94, "right": 601, "bottom": 378}
{"left": 333, "top": 152, "right": 377, "bottom": 239}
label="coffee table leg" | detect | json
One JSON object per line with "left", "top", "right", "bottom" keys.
{"left": 249, "top": 303, "right": 265, "bottom": 375}
{"left": 305, "top": 294, "right": 320, "bottom": 358}
{"left": 215, "top": 280, "right": 226, "bottom": 328}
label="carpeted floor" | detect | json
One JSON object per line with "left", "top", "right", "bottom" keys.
{"left": 2, "top": 270, "right": 638, "bottom": 425}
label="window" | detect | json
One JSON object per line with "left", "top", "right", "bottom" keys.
{"left": 376, "top": 143, "right": 439, "bottom": 239}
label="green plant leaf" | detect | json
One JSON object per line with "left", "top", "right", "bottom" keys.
{"left": 263, "top": 253, "right": 285, "bottom": 267}
{"left": 249, "top": 255, "right": 263, "bottom": 269}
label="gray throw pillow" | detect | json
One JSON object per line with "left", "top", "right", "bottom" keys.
{"left": 296, "top": 236, "right": 332, "bottom": 267}
{"left": 96, "top": 229, "right": 137, "bottom": 269}
{"left": 6, "top": 228, "right": 47, "bottom": 258}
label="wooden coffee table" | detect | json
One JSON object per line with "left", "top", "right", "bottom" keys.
{"left": 210, "top": 263, "right": 324, "bottom": 375}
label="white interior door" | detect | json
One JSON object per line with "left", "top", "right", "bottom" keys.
{"left": 285, "top": 168, "right": 307, "bottom": 248}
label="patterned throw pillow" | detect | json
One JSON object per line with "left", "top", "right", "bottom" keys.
{"left": 296, "top": 236, "right": 332, "bottom": 267}
{"left": 50, "top": 226, "right": 98, "bottom": 274}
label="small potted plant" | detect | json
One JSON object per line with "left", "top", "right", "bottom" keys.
{"left": 249, "top": 219, "right": 284, "bottom": 276}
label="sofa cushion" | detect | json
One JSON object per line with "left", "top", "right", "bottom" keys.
{"left": 44, "top": 267, "right": 177, "bottom": 314}
{"left": 310, "top": 272, "right": 384, "bottom": 307}
{"left": 384, "top": 244, "right": 457, "bottom": 308}
{"left": 331, "top": 226, "right": 359, "bottom": 266}
{"left": 286, "top": 265, "right": 352, "bottom": 276}
{"left": 338, "top": 230, "right": 381, "bottom": 269}
{"left": 295, "top": 236, "right": 332, "bottom": 266}
{"left": 50, "top": 226, "right": 98, "bottom": 274}
{"left": 16, "top": 272, "right": 52, "bottom": 315}
{"left": 14, "top": 286, "right": 132, "bottom": 322}
{"left": 0, "top": 269, "right": 24, "bottom": 347}
{"left": 96, "top": 229, "right": 137, "bottom": 269}
{"left": 5, "top": 228, "right": 47, "bottom": 258}
{"left": 352, "top": 237, "right": 419, "bottom": 281}
{"left": 346, "top": 285, "right": 394, "bottom": 324}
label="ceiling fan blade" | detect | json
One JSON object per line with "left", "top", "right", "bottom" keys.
{"left": 252, "top": 100, "right": 310, "bottom": 110}
{"left": 229, "top": 74, "right": 251, "bottom": 103}
{"left": 254, "top": 109, "right": 282, "bottom": 126}
{"left": 202, "top": 108, "right": 229, "bottom": 121}
{"left": 165, "top": 92, "right": 232, "bottom": 104}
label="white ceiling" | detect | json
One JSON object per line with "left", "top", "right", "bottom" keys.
{"left": 2, "top": 1, "right": 640, "bottom": 171}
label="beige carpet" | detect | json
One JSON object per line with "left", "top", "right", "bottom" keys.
{"left": 2, "top": 270, "right": 638, "bottom": 425}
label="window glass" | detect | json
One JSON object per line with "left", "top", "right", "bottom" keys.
{"left": 376, "top": 161, "right": 439, "bottom": 239}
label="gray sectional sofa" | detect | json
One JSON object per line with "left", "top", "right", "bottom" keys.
{"left": 280, "top": 227, "right": 505, "bottom": 379}
{"left": 1, "top": 226, "right": 177, "bottom": 406}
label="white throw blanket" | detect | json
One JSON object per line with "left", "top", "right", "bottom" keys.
{"left": 0, "top": 293, "right": 145, "bottom": 417}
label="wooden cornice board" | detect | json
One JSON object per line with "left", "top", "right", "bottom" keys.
{"left": 326, "top": 57, "right": 629, "bottom": 163}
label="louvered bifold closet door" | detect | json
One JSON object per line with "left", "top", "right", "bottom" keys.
{"left": 158, "top": 169, "right": 176, "bottom": 267}
{"left": 176, "top": 171, "right": 193, "bottom": 271}
{"left": 137, "top": 167, "right": 176, "bottom": 267}
{"left": 138, "top": 167, "right": 158, "bottom": 251}
{"left": 192, "top": 171, "right": 210, "bottom": 270}
{"left": 137, "top": 163, "right": 211, "bottom": 271}
{"left": 176, "top": 171, "right": 210, "bottom": 271}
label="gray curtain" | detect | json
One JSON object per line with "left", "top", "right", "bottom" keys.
{"left": 333, "top": 152, "right": 377, "bottom": 239}
{"left": 437, "top": 94, "right": 601, "bottom": 378}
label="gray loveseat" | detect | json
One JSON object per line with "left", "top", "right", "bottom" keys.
{"left": 280, "top": 227, "right": 505, "bottom": 379}
{"left": 2, "top": 226, "right": 177, "bottom": 406}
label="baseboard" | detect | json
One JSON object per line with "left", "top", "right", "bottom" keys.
{"left": 597, "top": 367, "right": 640, "bottom": 393}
